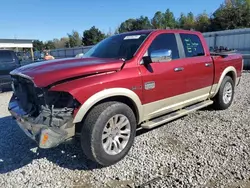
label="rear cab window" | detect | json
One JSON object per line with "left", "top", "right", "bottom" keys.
{"left": 180, "top": 33, "right": 205, "bottom": 58}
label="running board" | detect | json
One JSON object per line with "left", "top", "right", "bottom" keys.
{"left": 141, "top": 100, "right": 213, "bottom": 129}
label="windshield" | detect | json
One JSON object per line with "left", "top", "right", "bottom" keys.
{"left": 83, "top": 32, "right": 150, "bottom": 60}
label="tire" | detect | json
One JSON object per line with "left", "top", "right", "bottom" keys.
{"left": 213, "top": 76, "right": 235, "bottom": 110}
{"left": 81, "top": 101, "right": 137, "bottom": 166}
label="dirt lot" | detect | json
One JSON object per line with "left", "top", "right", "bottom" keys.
{"left": 0, "top": 72, "right": 250, "bottom": 188}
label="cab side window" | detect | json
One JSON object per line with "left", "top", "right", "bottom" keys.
{"left": 148, "top": 33, "right": 180, "bottom": 60}
{"left": 180, "top": 34, "right": 205, "bottom": 57}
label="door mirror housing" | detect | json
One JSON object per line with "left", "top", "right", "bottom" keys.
{"left": 141, "top": 49, "right": 172, "bottom": 65}
{"left": 150, "top": 49, "right": 172, "bottom": 62}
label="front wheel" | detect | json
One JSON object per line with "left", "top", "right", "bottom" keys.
{"left": 81, "top": 102, "right": 137, "bottom": 166}
{"left": 213, "top": 76, "right": 235, "bottom": 110}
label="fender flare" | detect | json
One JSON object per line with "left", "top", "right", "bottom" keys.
{"left": 210, "top": 66, "right": 237, "bottom": 98}
{"left": 73, "top": 88, "right": 143, "bottom": 124}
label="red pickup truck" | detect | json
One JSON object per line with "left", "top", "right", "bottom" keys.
{"left": 8, "top": 29, "right": 243, "bottom": 166}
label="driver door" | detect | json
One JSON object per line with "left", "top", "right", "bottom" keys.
{"left": 139, "top": 33, "right": 187, "bottom": 120}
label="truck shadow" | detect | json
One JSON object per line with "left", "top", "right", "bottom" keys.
{"left": 0, "top": 116, "right": 102, "bottom": 174}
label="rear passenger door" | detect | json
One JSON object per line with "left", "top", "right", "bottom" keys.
{"left": 178, "top": 33, "right": 214, "bottom": 96}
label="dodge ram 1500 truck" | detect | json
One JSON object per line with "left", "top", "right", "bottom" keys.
{"left": 8, "top": 29, "right": 243, "bottom": 166}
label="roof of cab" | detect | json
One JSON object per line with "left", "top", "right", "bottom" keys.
{"left": 118, "top": 29, "right": 202, "bottom": 36}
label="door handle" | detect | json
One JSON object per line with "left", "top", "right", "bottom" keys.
{"left": 205, "top": 63, "right": 212, "bottom": 67}
{"left": 174, "top": 67, "right": 184, "bottom": 72}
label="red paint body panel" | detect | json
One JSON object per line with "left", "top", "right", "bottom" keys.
{"left": 50, "top": 63, "right": 143, "bottom": 105}
{"left": 184, "top": 56, "right": 214, "bottom": 92}
{"left": 10, "top": 29, "right": 243, "bottom": 113}
{"left": 10, "top": 57, "right": 124, "bottom": 87}
{"left": 177, "top": 31, "right": 214, "bottom": 92}
{"left": 139, "top": 59, "right": 186, "bottom": 104}
{"left": 212, "top": 54, "right": 243, "bottom": 84}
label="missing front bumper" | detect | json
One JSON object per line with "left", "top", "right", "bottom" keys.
{"left": 8, "top": 98, "right": 75, "bottom": 149}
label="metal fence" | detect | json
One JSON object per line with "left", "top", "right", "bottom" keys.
{"left": 50, "top": 46, "right": 93, "bottom": 59}
{"left": 203, "top": 28, "right": 250, "bottom": 69}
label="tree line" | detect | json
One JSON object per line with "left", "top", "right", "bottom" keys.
{"left": 33, "top": 0, "right": 250, "bottom": 51}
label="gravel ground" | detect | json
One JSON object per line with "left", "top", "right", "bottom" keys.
{"left": 0, "top": 72, "right": 250, "bottom": 188}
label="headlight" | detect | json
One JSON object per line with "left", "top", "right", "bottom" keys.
{"left": 45, "top": 91, "right": 80, "bottom": 109}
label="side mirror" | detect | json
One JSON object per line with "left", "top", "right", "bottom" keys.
{"left": 141, "top": 49, "right": 172, "bottom": 65}
{"left": 150, "top": 49, "right": 172, "bottom": 62}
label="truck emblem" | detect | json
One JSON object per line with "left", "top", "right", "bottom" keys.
{"left": 144, "top": 81, "right": 155, "bottom": 90}
{"left": 131, "top": 85, "right": 142, "bottom": 90}
{"left": 131, "top": 86, "right": 137, "bottom": 90}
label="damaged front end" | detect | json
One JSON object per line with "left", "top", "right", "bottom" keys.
{"left": 8, "top": 75, "right": 81, "bottom": 149}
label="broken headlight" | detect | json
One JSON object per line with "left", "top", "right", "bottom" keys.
{"left": 45, "top": 91, "right": 80, "bottom": 109}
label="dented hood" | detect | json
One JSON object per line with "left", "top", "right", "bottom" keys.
{"left": 10, "top": 57, "right": 124, "bottom": 87}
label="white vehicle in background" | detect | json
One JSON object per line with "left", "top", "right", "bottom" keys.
{"left": 75, "top": 53, "right": 84, "bottom": 58}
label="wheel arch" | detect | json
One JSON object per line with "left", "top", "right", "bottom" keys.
{"left": 211, "top": 66, "right": 237, "bottom": 98}
{"left": 73, "top": 88, "right": 143, "bottom": 125}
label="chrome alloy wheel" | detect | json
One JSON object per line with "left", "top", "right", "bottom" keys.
{"left": 223, "top": 82, "right": 233, "bottom": 104}
{"left": 102, "top": 114, "right": 131, "bottom": 155}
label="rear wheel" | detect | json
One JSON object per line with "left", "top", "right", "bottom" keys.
{"left": 213, "top": 76, "right": 235, "bottom": 110}
{"left": 81, "top": 101, "right": 136, "bottom": 166}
